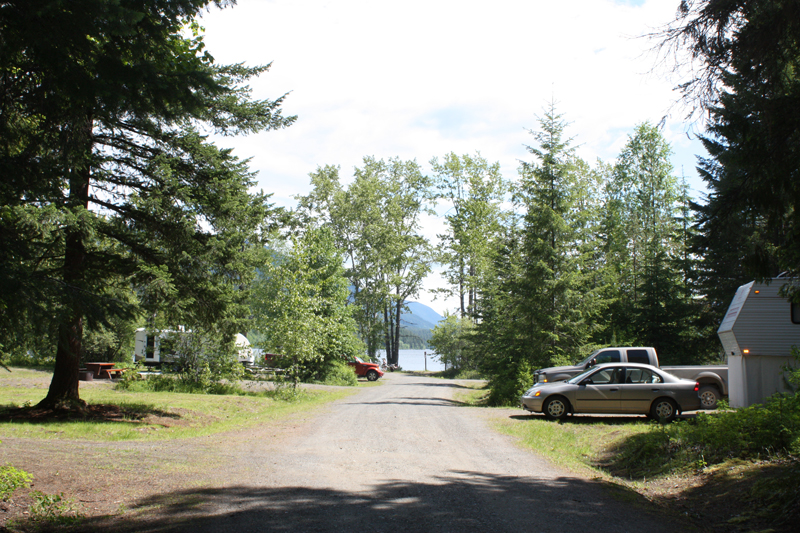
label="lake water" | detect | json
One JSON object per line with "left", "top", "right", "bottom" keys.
{"left": 251, "top": 348, "right": 445, "bottom": 372}
{"left": 377, "top": 349, "right": 444, "bottom": 372}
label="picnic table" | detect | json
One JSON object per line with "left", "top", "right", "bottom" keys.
{"left": 84, "top": 362, "right": 125, "bottom": 380}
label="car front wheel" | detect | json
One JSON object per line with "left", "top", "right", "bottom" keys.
{"left": 650, "top": 398, "right": 678, "bottom": 423}
{"left": 366, "top": 369, "right": 379, "bottom": 381}
{"left": 543, "top": 396, "right": 569, "bottom": 421}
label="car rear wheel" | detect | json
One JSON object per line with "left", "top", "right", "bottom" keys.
{"left": 543, "top": 396, "right": 569, "bottom": 421}
{"left": 698, "top": 386, "right": 719, "bottom": 410}
{"left": 650, "top": 398, "right": 678, "bottom": 423}
{"left": 366, "top": 369, "right": 379, "bottom": 381}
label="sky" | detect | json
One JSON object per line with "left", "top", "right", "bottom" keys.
{"left": 198, "top": 0, "right": 707, "bottom": 317}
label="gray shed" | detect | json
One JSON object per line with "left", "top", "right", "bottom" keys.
{"left": 718, "top": 279, "right": 800, "bottom": 407}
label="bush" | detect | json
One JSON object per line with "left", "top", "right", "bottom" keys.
{"left": 610, "top": 391, "right": 800, "bottom": 478}
{"left": 116, "top": 371, "right": 244, "bottom": 395}
{"left": 28, "top": 491, "right": 83, "bottom": 526}
{"left": 485, "top": 358, "right": 533, "bottom": 406}
{"left": 0, "top": 463, "right": 32, "bottom": 501}
{"left": 315, "top": 358, "right": 358, "bottom": 386}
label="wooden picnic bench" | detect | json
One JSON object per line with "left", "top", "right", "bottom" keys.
{"left": 85, "top": 362, "right": 126, "bottom": 380}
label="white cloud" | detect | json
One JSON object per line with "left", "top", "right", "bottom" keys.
{"left": 200, "top": 0, "right": 706, "bottom": 313}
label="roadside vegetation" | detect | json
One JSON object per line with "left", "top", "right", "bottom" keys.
{"left": 465, "top": 362, "right": 800, "bottom": 532}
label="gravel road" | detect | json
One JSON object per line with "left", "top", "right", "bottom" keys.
{"left": 93, "top": 372, "right": 686, "bottom": 533}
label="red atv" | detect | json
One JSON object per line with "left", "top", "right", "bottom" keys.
{"left": 346, "top": 356, "right": 384, "bottom": 381}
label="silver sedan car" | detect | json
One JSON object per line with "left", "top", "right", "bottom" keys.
{"left": 520, "top": 363, "right": 701, "bottom": 422}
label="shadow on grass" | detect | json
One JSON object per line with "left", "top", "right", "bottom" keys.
{"left": 509, "top": 413, "right": 697, "bottom": 425}
{"left": 71, "top": 471, "right": 680, "bottom": 533}
{"left": 0, "top": 402, "right": 181, "bottom": 424}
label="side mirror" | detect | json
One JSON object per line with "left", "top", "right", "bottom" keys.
{"left": 586, "top": 358, "right": 597, "bottom": 368}
{"left": 580, "top": 379, "right": 592, "bottom": 386}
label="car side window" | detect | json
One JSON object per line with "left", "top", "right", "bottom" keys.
{"left": 587, "top": 368, "right": 619, "bottom": 384}
{"left": 624, "top": 368, "right": 662, "bottom": 384}
{"left": 627, "top": 349, "right": 650, "bottom": 364}
{"left": 595, "top": 350, "right": 621, "bottom": 364}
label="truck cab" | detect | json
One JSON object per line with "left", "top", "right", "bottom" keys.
{"left": 534, "top": 347, "right": 658, "bottom": 383}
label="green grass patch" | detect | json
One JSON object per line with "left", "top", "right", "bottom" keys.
{"left": 0, "top": 385, "right": 355, "bottom": 442}
{"left": 493, "top": 414, "right": 653, "bottom": 474}
{"left": 452, "top": 384, "right": 490, "bottom": 406}
{"left": 430, "top": 368, "right": 484, "bottom": 380}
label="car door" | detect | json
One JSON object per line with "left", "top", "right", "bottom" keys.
{"left": 573, "top": 366, "right": 622, "bottom": 413}
{"left": 618, "top": 367, "right": 664, "bottom": 413}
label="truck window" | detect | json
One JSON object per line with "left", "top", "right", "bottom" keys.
{"left": 627, "top": 349, "right": 650, "bottom": 364}
{"left": 595, "top": 350, "right": 621, "bottom": 364}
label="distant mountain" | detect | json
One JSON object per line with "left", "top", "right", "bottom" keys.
{"left": 401, "top": 301, "right": 444, "bottom": 330}
{"left": 397, "top": 302, "right": 444, "bottom": 348}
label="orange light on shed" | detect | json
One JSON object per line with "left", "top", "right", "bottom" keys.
{"left": 754, "top": 290, "right": 760, "bottom": 294}
{"left": 743, "top": 349, "right": 750, "bottom": 354}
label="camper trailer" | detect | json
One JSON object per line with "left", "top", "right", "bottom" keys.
{"left": 133, "top": 328, "right": 254, "bottom": 366}
{"left": 718, "top": 279, "right": 800, "bottom": 407}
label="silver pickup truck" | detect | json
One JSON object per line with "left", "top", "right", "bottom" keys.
{"left": 533, "top": 347, "right": 728, "bottom": 409}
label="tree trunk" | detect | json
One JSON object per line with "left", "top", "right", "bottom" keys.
{"left": 39, "top": 116, "right": 92, "bottom": 409}
{"left": 393, "top": 297, "right": 402, "bottom": 366}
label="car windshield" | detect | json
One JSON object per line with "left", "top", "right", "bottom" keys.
{"left": 353, "top": 356, "right": 364, "bottom": 363}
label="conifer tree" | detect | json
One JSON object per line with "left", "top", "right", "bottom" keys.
{"left": 0, "top": 0, "right": 294, "bottom": 407}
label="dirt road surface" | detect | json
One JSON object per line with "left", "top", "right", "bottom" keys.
{"left": 4, "top": 372, "right": 688, "bottom": 532}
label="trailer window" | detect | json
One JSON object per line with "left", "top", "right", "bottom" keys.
{"left": 145, "top": 335, "right": 155, "bottom": 359}
{"left": 792, "top": 302, "right": 800, "bottom": 324}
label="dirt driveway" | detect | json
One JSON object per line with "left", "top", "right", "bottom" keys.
{"left": 3, "top": 372, "right": 689, "bottom": 532}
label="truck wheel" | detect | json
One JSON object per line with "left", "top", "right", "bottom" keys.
{"left": 543, "top": 396, "right": 569, "bottom": 421}
{"left": 650, "top": 398, "right": 678, "bottom": 423}
{"left": 366, "top": 369, "right": 379, "bottom": 381}
{"left": 698, "top": 386, "right": 719, "bottom": 410}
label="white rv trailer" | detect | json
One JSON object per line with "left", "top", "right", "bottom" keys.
{"left": 133, "top": 328, "right": 254, "bottom": 366}
{"left": 717, "top": 279, "right": 800, "bottom": 407}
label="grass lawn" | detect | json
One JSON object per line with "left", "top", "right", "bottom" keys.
{"left": 0, "top": 367, "right": 357, "bottom": 441}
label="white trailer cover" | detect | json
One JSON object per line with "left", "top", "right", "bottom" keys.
{"left": 718, "top": 280, "right": 800, "bottom": 407}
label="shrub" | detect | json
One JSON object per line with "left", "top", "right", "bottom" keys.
{"left": 316, "top": 358, "right": 358, "bottom": 386}
{"left": 486, "top": 358, "right": 533, "bottom": 406}
{"left": 0, "top": 464, "right": 32, "bottom": 501}
{"left": 28, "top": 491, "right": 82, "bottom": 526}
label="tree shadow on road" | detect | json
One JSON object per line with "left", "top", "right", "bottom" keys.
{"left": 75, "top": 470, "right": 681, "bottom": 533}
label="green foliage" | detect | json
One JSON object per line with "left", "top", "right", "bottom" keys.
{"left": 296, "top": 158, "right": 432, "bottom": 364}
{"left": 605, "top": 123, "right": 712, "bottom": 363}
{"left": 428, "top": 313, "right": 476, "bottom": 371}
{"left": 251, "top": 227, "right": 363, "bottom": 386}
{"left": 28, "top": 491, "right": 83, "bottom": 526}
{"left": 429, "top": 152, "right": 507, "bottom": 317}
{"left": 664, "top": 1, "right": 800, "bottom": 299}
{"left": 314, "top": 358, "right": 359, "bottom": 387}
{"left": 0, "top": 463, "right": 32, "bottom": 501}
{"left": 611, "top": 392, "right": 800, "bottom": 479}
{"left": 116, "top": 372, "right": 243, "bottom": 395}
{"left": 485, "top": 358, "right": 533, "bottom": 407}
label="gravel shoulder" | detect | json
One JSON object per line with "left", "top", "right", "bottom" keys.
{"left": 2, "top": 372, "right": 692, "bottom": 532}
